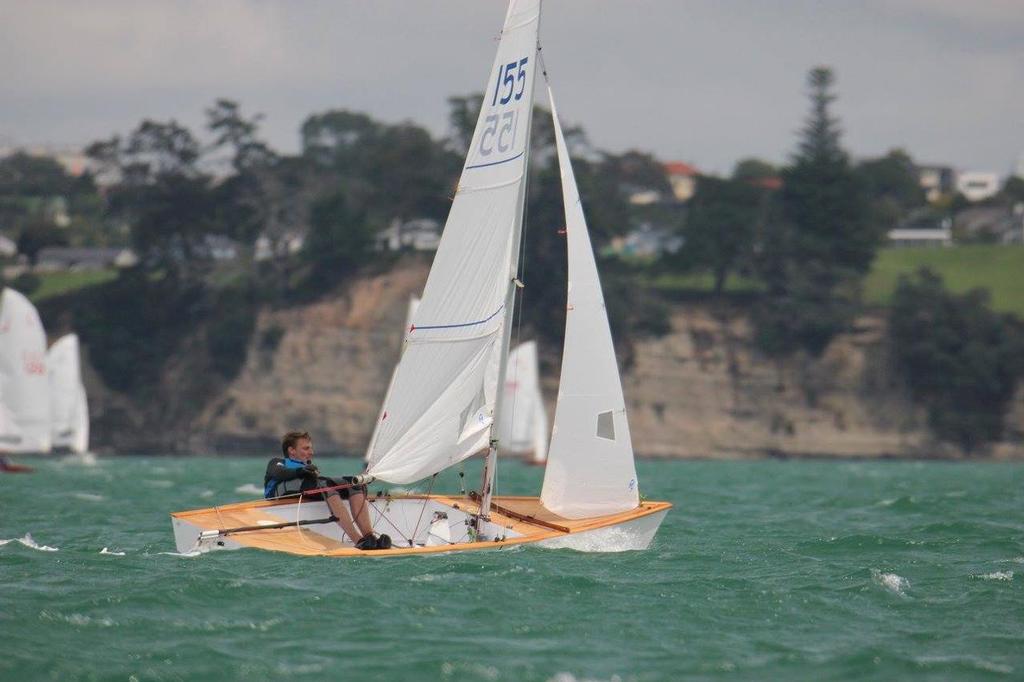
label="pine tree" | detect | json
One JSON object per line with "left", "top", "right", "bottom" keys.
{"left": 755, "top": 67, "right": 877, "bottom": 356}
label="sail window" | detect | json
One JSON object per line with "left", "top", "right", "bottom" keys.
{"left": 596, "top": 411, "right": 615, "bottom": 441}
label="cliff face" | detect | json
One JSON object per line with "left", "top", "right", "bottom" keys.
{"left": 82, "top": 262, "right": 1024, "bottom": 458}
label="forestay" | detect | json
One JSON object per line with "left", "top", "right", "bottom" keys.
{"left": 48, "top": 333, "right": 89, "bottom": 454}
{"left": 0, "top": 288, "right": 52, "bottom": 453}
{"left": 365, "top": 0, "right": 541, "bottom": 484}
{"left": 496, "top": 341, "right": 548, "bottom": 463}
{"left": 541, "top": 91, "right": 640, "bottom": 518}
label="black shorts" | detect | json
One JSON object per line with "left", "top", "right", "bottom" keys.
{"left": 307, "top": 476, "right": 367, "bottom": 501}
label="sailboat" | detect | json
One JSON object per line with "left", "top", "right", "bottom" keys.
{"left": 47, "top": 333, "right": 90, "bottom": 454}
{"left": 0, "top": 287, "right": 52, "bottom": 456}
{"left": 171, "top": 0, "right": 669, "bottom": 556}
{"left": 497, "top": 340, "right": 548, "bottom": 464}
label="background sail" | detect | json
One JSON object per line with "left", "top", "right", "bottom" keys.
{"left": 541, "top": 92, "right": 640, "bottom": 518}
{"left": 48, "top": 333, "right": 89, "bottom": 454}
{"left": 0, "top": 288, "right": 51, "bottom": 453}
{"left": 496, "top": 341, "right": 548, "bottom": 463}
{"left": 365, "top": 0, "right": 541, "bottom": 484}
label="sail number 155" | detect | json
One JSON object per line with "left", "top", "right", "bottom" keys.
{"left": 491, "top": 57, "right": 529, "bottom": 106}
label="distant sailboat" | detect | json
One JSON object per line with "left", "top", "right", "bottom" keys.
{"left": 0, "top": 288, "right": 51, "bottom": 455}
{"left": 496, "top": 340, "right": 548, "bottom": 464}
{"left": 171, "top": 0, "right": 669, "bottom": 556}
{"left": 47, "top": 333, "right": 89, "bottom": 454}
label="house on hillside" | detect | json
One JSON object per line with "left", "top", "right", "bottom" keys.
{"left": 917, "top": 165, "right": 957, "bottom": 203}
{"left": 0, "top": 235, "right": 17, "bottom": 258}
{"left": 957, "top": 171, "right": 1001, "bottom": 203}
{"left": 954, "top": 204, "right": 1024, "bottom": 244}
{"left": 198, "top": 235, "right": 240, "bottom": 261}
{"left": 664, "top": 162, "right": 699, "bottom": 202}
{"left": 375, "top": 218, "right": 441, "bottom": 252}
{"left": 606, "top": 223, "right": 684, "bottom": 258}
{"left": 254, "top": 232, "right": 305, "bottom": 262}
{"left": 35, "top": 247, "right": 138, "bottom": 272}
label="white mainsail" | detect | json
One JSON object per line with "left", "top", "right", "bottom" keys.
{"left": 47, "top": 333, "right": 89, "bottom": 454}
{"left": 541, "top": 91, "right": 640, "bottom": 518}
{"left": 365, "top": 0, "right": 541, "bottom": 484}
{"left": 496, "top": 341, "right": 548, "bottom": 463}
{"left": 0, "top": 288, "right": 52, "bottom": 453}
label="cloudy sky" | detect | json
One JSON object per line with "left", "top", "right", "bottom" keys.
{"left": 2, "top": 1, "right": 1022, "bottom": 175}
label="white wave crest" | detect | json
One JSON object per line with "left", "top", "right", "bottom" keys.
{"left": 234, "top": 483, "right": 263, "bottom": 496}
{"left": 72, "top": 492, "right": 106, "bottom": 502}
{"left": 41, "top": 610, "right": 115, "bottom": 627}
{"left": 871, "top": 569, "right": 909, "bottom": 595}
{"left": 100, "top": 547, "right": 126, "bottom": 556}
{"left": 975, "top": 571, "right": 1013, "bottom": 581}
{"left": 158, "top": 550, "right": 203, "bottom": 558}
{"left": 0, "top": 533, "right": 59, "bottom": 552}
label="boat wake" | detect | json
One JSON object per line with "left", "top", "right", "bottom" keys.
{"left": 871, "top": 568, "right": 910, "bottom": 596}
{"left": 0, "top": 533, "right": 59, "bottom": 552}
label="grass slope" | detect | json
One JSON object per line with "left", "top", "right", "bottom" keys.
{"left": 865, "top": 245, "right": 1024, "bottom": 316}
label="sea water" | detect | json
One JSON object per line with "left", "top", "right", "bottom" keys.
{"left": 1, "top": 457, "right": 1022, "bottom": 681}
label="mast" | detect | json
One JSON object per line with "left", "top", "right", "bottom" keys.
{"left": 478, "top": 15, "right": 542, "bottom": 527}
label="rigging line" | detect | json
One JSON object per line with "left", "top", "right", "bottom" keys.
{"left": 409, "top": 474, "right": 438, "bottom": 546}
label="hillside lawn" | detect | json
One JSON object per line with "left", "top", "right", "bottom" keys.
{"left": 864, "top": 245, "right": 1024, "bottom": 317}
{"left": 25, "top": 269, "right": 118, "bottom": 303}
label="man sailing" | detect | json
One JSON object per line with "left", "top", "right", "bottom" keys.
{"left": 264, "top": 431, "right": 390, "bottom": 550}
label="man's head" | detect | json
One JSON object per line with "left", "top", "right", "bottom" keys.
{"left": 281, "top": 431, "right": 314, "bottom": 462}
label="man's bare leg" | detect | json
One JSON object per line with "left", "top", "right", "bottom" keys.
{"left": 324, "top": 493, "right": 363, "bottom": 543}
{"left": 348, "top": 492, "right": 376, "bottom": 538}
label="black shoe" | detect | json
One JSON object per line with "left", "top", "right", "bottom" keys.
{"left": 376, "top": 534, "right": 392, "bottom": 550}
{"left": 355, "top": 533, "right": 377, "bottom": 550}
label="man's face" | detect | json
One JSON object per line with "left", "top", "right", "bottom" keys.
{"left": 289, "top": 437, "right": 314, "bottom": 463}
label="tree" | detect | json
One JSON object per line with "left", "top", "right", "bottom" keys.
{"left": 889, "top": 268, "right": 1024, "bottom": 453}
{"left": 755, "top": 67, "right": 876, "bottom": 357}
{"left": 17, "top": 218, "right": 68, "bottom": 264}
{"left": 856, "top": 148, "right": 926, "bottom": 229}
{"left": 732, "top": 158, "right": 778, "bottom": 184}
{"left": 303, "top": 190, "right": 374, "bottom": 287}
{"left": 675, "top": 175, "right": 765, "bottom": 295}
{"left": 88, "top": 119, "right": 217, "bottom": 283}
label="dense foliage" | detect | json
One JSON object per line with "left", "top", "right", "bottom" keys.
{"left": 889, "top": 268, "right": 1024, "bottom": 453}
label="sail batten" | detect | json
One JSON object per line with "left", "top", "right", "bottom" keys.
{"left": 541, "top": 90, "right": 640, "bottom": 518}
{"left": 365, "top": 0, "right": 542, "bottom": 484}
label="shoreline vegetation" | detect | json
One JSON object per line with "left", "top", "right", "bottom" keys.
{"left": 4, "top": 68, "right": 1023, "bottom": 459}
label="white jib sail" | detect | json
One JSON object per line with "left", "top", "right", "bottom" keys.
{"left": 365, "top": 0, "right": 541, "bottom": 484}
{"left": 541, "top": 90, "right": 640, "bottom": 518}
{"left": 0, "top": 288, "right": 52, "bottom": 453}
{"left": 48, "top": 333, "right": 89, "bottom": 454}
{"left": 496, "top": 341, "right": 548, "bottom": 463}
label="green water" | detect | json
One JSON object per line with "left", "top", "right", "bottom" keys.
{"left": 1, "top": 457, "right": 1022, "bottom": 681}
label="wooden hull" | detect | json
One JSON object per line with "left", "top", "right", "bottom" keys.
{"left": 170, "top": 494, "right": 671, "bottom": 558}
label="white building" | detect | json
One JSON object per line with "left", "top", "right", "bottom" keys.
{"left": 375, "top": 218, "right": 441, "bottom": 252}
{"left": 957, "top": 171, "right": 1001, "bottom": 202}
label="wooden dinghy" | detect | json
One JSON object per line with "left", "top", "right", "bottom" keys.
{"left": 172, "top": 495, "right": 671, "bottom": 557}
{"left": 170, "top": 0, "right": 671, "bottom": 557}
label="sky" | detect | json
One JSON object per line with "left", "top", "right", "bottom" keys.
{"left": 2, "top": 0, "right": 1023, "bottom": 176}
